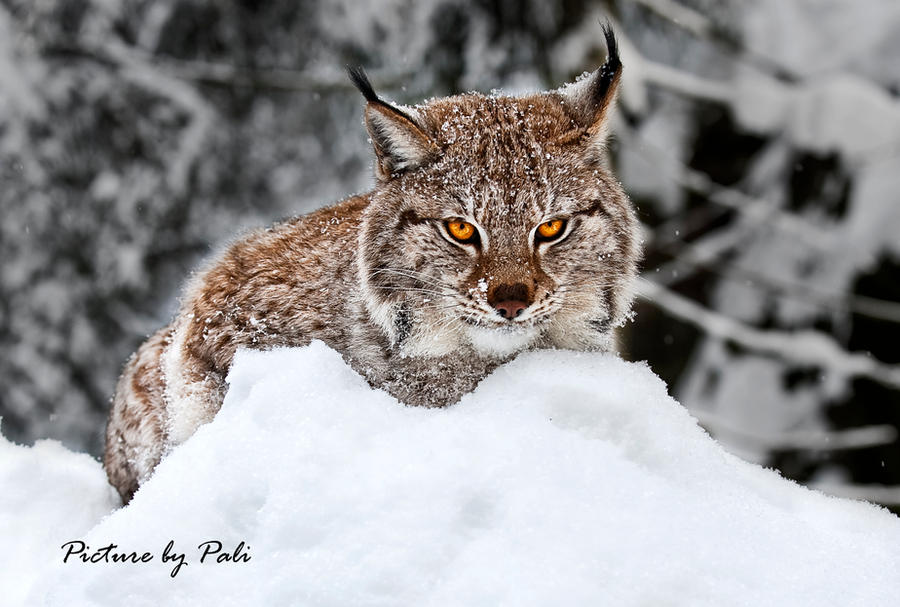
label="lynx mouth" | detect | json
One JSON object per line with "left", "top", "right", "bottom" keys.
{"left": 460, "top": 315, "right": 548, "bottom": 330}
{"left": 464, "top": 321, "right": 540, "bottom": 357}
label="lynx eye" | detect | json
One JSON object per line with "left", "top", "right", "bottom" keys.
{"left": 536, "top": 218, "right": 567, "bottom": 242}
{"left": 445, "top": 219, "right": 478, "bottom": 243}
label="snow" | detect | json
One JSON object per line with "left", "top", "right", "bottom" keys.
{"left": 4, "top": 341, "right": 900, "bottom": 606}
{"left": 0, "top": 434, "right": 118, "bottom": 607}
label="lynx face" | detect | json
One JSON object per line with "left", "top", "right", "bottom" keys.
{"left": 355, "top": 25, "right": 638, "bottom": 358}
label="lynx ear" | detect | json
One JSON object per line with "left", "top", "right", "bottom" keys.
{"left": 348, "top": 67, "right": 439, "bottom": 181}
{"left": 556, "top": 22, "right": 622, "bottom": 153}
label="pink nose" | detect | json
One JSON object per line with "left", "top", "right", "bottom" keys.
{"left": 493, "top": 300, "right": 527, "bottom": 319}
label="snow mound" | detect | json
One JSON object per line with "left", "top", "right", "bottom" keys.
{"left": 0, "top": 431, "right": 119, "bottom": 607}
{"left": 14, "top": 342, "right": 900, "bottom": 605}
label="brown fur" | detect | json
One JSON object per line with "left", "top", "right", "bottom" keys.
{"left": 104, "top": 26, "right": 640, "bottom": 503}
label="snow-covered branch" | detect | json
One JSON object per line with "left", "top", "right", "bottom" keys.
{"left": 637, "top": 280, "right": 900, "bottom": 391}
{"left": 693, "top": 408, "right": 897, "bottom": 452}
{"left": 149, "top": 57, "right": 410, "bottom": 93}
{"left": 619, "top": 124, "right": 832, "bottom": 251}
{"left": 55, "top": 38, "right": 217, "bottom": 196}
{"left": 642, "top": 222, "right": 900, "bottom": 325}
{"left": 809, "top": 483, "right": 900, "bottom": 507}
{"left": 639, "top": 59, "right": 731, "bottom": 104}
{"left": 46, "top": 41, "right": 409, "bottom": 94}
{"left": 625, "top": 0, "right": 715, "bottom": 39}
{"left": 624, "top": 0, "right": 798, "bottom": 82}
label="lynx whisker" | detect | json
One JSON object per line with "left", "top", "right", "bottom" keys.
{"left": 425, "top": 302, "right": 464, "bottom": 312}
{"left": 372, "top": 285, "right": 449, "bottom": 297}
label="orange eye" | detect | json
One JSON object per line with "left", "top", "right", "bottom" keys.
{"left": 536, "top": 219, "right": 566, "bottom": 240}
{"left": 446, "top": 219, "right": 477, "bottom": 242}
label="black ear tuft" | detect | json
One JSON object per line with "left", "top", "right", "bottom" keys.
{"left": 593, "top": 21, "right": 621, "bottom": 105}
{"left": 601, "top": 22, "right": 620, "bottom": 71}
{"left": 347, "top": 66, "right": 380, "bottom": 103}
{"left": 554, "top": 19, "right": 624, "bottom": 155}
{"left": 349, "top": 68, "right": 439, "bottom": 181}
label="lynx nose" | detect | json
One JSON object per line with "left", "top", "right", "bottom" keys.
{"left": 488, "top": 283, "right": 531, "bottom": 320}
{"left": 494, "top": 300, "right": 527, "bottom": 319}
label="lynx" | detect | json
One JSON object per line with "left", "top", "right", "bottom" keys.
{"left": 104, "top": 25, "right": 640, "bottom": 503}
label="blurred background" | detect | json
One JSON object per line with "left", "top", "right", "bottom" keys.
{"left": 1, "top": 0, "right": 899, "bottom": 511}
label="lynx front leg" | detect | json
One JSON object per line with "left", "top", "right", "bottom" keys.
{"left": 103, "top": 327, "right": 171, "bottom": 504}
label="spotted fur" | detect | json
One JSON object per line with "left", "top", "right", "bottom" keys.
{"left": 104, "top": 25, "right": 640, "bottom": 503}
